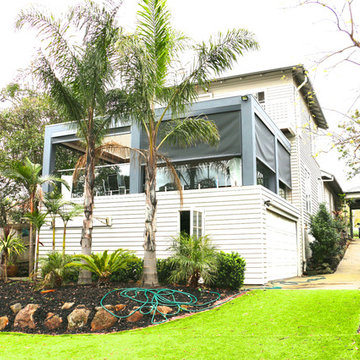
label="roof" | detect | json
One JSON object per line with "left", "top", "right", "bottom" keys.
{"left": 321, "top": 170, "right": 343, "bottom": 195}
{"left": 210, "top": 65, "right": 328, "bottom": 130}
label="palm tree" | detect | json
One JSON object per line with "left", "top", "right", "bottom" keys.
{"left": 0, "top": 227, "right": 26, "bottom": 283}
{"left": 119, "top": 0, "right": 258, "bottom": 286}
{"left": 1, "top": 157, "right": 66, "bottom": 276}
{"left": 16, "top": 1, "right": 126, "bottom": 284}
{"left": 43, "top": 191, "right": 67, "bottom": 251}
{"left": 24, "top": 210, "right": 48, "bottom": 280}
{"left": 58, "top": 203, "right": 83, "bottom": 259}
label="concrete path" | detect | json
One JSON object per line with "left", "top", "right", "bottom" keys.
{"left": 263, "top": 238, "right": 360, "bottom": 290}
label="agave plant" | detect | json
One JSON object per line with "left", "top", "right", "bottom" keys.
{"left": 168, "top": 233, "right": 218, "bottom": 287}
{"left": 66, "top": 249, "right": 133, "bottom": 284}
{"left": 0, "top": 227, "right": 26, "bottom": 282}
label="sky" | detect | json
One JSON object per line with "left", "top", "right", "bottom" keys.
{"left": 1, "top": 0, "right": 360, "bottom": 190}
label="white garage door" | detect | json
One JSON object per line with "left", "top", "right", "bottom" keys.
{"left": 266, "top": 210, "right": 298, "bottom": 281}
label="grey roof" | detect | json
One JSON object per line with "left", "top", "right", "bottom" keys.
{"left": 211, "top": 65, "right": 328, "bottom": 130}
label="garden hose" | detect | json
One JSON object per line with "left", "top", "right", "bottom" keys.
{"left": 100, "top": 287, "right": 245, "bottom": 325}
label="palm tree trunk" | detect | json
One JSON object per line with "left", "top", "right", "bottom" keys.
{"left": 62, "top": 224, "right": 67, "bottom": 260}
{"left": 52, "top": 218, "right": 56, "bottom": 251}
{"left": 34, "top": 229, "right": 41, "bottom": 281}
{"left": 3, "top": 253, "right": 8, "bottom": 283}
{"left": 28, "top": 193, "right": 35, "bottom": 277}
{"left": 142, "top": 154, "right": 159, "bottom": 287}
{"left": 78, "top": 133, "right": 95, "bottom": 285}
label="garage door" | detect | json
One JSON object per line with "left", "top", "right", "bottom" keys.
{"left": 266, "top": 210, "right": 298, "bottom": 281}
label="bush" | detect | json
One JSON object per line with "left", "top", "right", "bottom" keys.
{"left": 156, "top": 258, "right": 175, "bottom": 285}
{"left": 213, "top": 252, "right": 246, "bottom": 290}
{"left": 168, "top": 233, "right": 218, "bottom": 287}
{"left": 110, "top": 255, "right": 143, "bottom": 283}
{"left": 40, "top": 252, "right": 79, "bottom": 287}
{"left": 66, "top": 249, "right": 133, "bottom": 284}
{"left": 308, "top": 204, "right": 341, "bottom": 273}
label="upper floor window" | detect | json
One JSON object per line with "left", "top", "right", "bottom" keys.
{"left": 304, "top": 167, "right": 312, "bottom": 213}
{"left": 253, "top": 91, "right": 266, "bottom": 109}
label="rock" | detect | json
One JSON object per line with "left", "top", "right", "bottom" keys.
{"left": 151, "top": 306, "right": 173, "bottom": 315}
{"left": 127, "top": 310, "right": 143, "bottom": 323}
{"left": 10, "top": 303, "right": 22, "bottom": 314}
{"left": 67, "top": 308, "right": 90, "bottom": 330}
{"left": 115, "top": 304, "right": 126, "bottom": 312}
{"left": 44, "top": 313, "right": 63, "bottom": 330}
{"left": 14, "top": 304, "right": 40, "bottom": 329}
{"left": 61, "top": 302, "right": 75, "bottom": 310}
{"left": 94, "top": 305, "right": 114, "bottom": 311}
{"left": 0, "top": 316, "right": 9, "bottom": 330}
{"left": 91, "top": 309, "right": 117, "bottom": 331}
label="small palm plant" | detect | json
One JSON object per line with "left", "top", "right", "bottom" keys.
{"left": 58, "top": 203, "right": 83, "bottom": 259}
{"left": 0, "top": 228, "right": 26, "bottom": 282}
{"left": 24, "top": 211, "right": 48, "bottom": 280}
{"left": 66, "top": 249, "right": 133, "bottom": 284}
{"left": 168, "top": 233, "right": 218, "bottom": 287}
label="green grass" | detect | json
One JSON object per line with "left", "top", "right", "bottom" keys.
{"left": 1, "top": 290, "right": 360, "bottom": 359}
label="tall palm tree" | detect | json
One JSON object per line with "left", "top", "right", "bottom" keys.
{"left": 1, "top": 157, "right": 66, "bottom": 276}
{"left": 16, "top": 1, "right": 126, "bottom": 284}
{"left": 119, "top": 0, "right": 258, "bottom": 286}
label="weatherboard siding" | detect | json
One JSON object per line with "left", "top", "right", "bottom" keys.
{"left": 39, "top": 186, "right": 298, "bottom": 285}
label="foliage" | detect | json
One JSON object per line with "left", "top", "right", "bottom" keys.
{"left": 66, "top": 249, "right": 133, "bottom": 284}
{"left": 40, "top": 252, "right": 78, "bottom": 288}
{"left": 16, "top": 0, "right": 127, "bottom": 284}
{"left": 156, "top": 258, "right": 175, "bottom": 285}
{"left": 0, "top": 227, "right": 26, "bottom": 282}
{"left": 308, "top": 203, "right": 341, "bottom": 273}
{"left": 119, "top": 0, "right": 258, "bottom": 286}
{"left": 110, "top": 255, "right": 143, "bottom": 283}
{"left": 213, "top": 252, "right": 246, "bottom": 290}
{"left": 168, "top": 233, "right": 218, "bottom": 287}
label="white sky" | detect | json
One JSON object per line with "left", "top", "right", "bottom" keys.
{"left": 1, "top": 0, "right": 360, "bottom": 190}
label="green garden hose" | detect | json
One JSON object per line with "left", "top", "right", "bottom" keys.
{"left": 100, "top": 287, "right": 245, "bottom": 325}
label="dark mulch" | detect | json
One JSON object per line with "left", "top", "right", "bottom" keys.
{"left": 0, "top": 281, "right": 241, "bottom": 335}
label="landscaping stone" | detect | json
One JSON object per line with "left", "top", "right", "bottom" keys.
{"left": 127, "top": 309, "right": 143, "bottom": 323}
{"left": 151, "top": 306, "right": 173, "bottom": 315}
{"left": 0, "top": 316, "right": 9, "bottom": 330}
{"left": 14, "top": 304, "right": 40, "bottom": 329}
{"left": 44, "top": 313, "right": 63, "bottom": 330}
{"left": 94, "top": 305, "right": 114, "bottom": 311}
{"left": 61, "top": 302, "right": 75, "bottom": 310}
{"left": 91, "top": 309, "right": 117, "bottom": 331}
{"left": 115, "top": 304, "right": 126, "bottom": 312}
{"left": 67, "top": 308, "right": 90, "bottom": 330}
{"left": 10, "top": 303, "right": 22, "bottom": 314}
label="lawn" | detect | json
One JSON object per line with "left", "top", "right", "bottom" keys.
{"left": 1, "top": 290, "right": 360, "bottom": 359}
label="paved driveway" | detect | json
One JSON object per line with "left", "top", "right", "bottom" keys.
{"left": 262, "top": 238, "right": 360, "bottom": 290}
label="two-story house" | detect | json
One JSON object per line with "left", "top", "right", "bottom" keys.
{"left": 39, "top": 65, "right": 328, "bottom": 285}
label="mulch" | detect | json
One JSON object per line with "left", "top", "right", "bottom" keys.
{"left": 0, "top": 281, "right": 242, "bottom": 335}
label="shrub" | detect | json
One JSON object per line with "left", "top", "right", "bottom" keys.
{"left": 308, "top": 204, "right": 340, "bottom": 273}
{"left": 168, "top": 233, "right": 218, "bottom": 287}
{"left": 213, "top": 252, "right": 246, "bottom": 290}
{"left": 40, "top": 252, "right": 79, "bottom": 288}
{"left": 110, "top": 255, "right": 143, "bottom": 283}
{"left": 66, "top": 249, "right": 133, "bottom": 284}
{"left": 156, "top": 258, "right": 175, "bottom": 285}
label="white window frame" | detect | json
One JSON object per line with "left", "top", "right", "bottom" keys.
{"left": 304, "top": 167, "right": 312, "bottom": 213}
{"left": 178, "top": 208, "right": 205, "bottom": 237}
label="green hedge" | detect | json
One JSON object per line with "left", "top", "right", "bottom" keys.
{"left": 212, "top": 251, "right": 246, "bottom": 290}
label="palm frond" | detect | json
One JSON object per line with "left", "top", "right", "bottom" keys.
{"left": 158, "top": 116, "right": 220, "bottom": 150}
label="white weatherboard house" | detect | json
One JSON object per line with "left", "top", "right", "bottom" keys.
{"left": 40, "top": 65, "right": 329, "bottom": 285}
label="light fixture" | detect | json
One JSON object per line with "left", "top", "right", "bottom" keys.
{"left": 241, "top": 95, "right": 248, "bottom": 101}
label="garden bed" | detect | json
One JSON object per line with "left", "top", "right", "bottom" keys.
{"left": 0, "top": 281, "right": 242, "bottom": 335}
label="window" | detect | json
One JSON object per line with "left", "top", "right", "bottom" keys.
{"left": 179, "top": 210, "right": 203, "bottom": 237}
{"left": 279, "top": 181, "right": 288, "bottom": 200}
{"left": 256, "top": 160, "right": 276, "bottom": 192}
{"left": 304, "top": 168, "right": 311, "bottom": 213}
{"left": 253, "top": 91, "right": 266, "bottom": 109}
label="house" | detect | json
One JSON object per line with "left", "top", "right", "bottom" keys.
{"left": 320, "top": 170, "right": 344, "bottom": 214}
{"left": 40, "top": 65, "right": 328, "bottom": 285}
